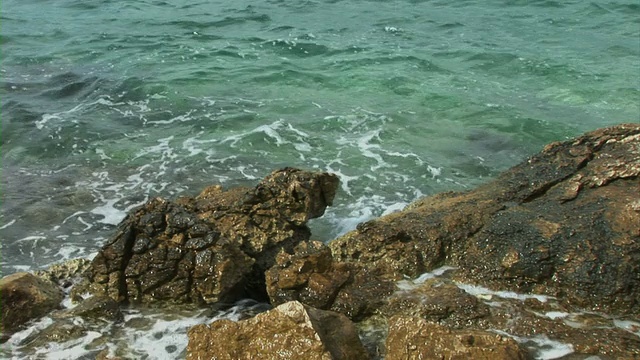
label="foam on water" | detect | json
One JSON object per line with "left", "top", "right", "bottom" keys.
{"left": 614, "top": 319, "right": 640, "bottom": 337}
{"left": 456, "top": 283, "right": 552, "bottom": 303}
{"left": 4, "top": 298, "right": 270, "bottom": 359}
{"left": 493, "top": 331, "right": 574, "bottom": 360}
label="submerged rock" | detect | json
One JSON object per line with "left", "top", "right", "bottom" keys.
{"left": 86, "top": 168, "right": 339, "bottom": 304}
{"left": 0, "top": 272, "right": 63, "bottom": 336}
{"left": 385, "top": 316, "right": 528, "bottom": 360}
{"left": 186, "top": 300, "right": 369, "bottom": 360}
{"left": 331, "top": 123, "right": 640, "bottom": 315}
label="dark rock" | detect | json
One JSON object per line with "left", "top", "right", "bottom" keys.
{"left": 0, "top": 272, "right": 63, "bottom": 335}
{"left": 330, "top": 124, "right": 640, "bottom": 315}
{"left": 385, "top": 316, "right": 528, "bottom": 360}
{"left": 86, "top": 168, "right": 339, "bottom": 305}
{"left": 266, "top": 240, "right": 396, "bottom": 320}
{"left": 186, "top": 300, "right": 369, "bottom": 360}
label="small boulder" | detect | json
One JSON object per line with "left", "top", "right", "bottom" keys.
{"left": 383, "top": 279, "right": 491, "bottom": 328}
{"left": 266, "top": 240, "right": 395, "bottom": 320}
{"left": 0, "top": 272, "right": 63, "bottom": 334}
{"left": 186, "top": 301, "right": 369, "bottom": 360}
{"left": 385, "top": 316, "right": 528, "bottom": 360}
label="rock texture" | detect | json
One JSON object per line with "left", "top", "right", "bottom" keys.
{"left": 376, "top": 275, "right": 640, "bottom": 358}
{"left": 385, "top": 316, "right": 528, "bottom": 360}
{"left": 331, "top": 123, "right": 640, "bottom": 315}
{"left": 186, "top": 300, "right": 369, "bottom": 360}
{"left": 266, "top": 240, "right": 396, "bottom": 320}
{"left": 383, "top": 278, "right": 491, "bottom": 328}
{"left": 0, "top": 272, "right": 64, "bottom": 334}
{"left": 86, "top": 168, "right": 339, "bottom": 304}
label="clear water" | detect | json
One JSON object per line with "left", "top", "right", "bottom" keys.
{"left": 1, "top": 0, "right": 638, "bottom": 356}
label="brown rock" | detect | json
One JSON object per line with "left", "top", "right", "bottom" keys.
{"left": 385, "top": 316, "right": 528, "bottom": 360}
{"left": 86, "top": 168, "right": 339, "bottom": 304}
{"left": 186, "top": 300, "right": 369, "bottom": 360}
{"left": 0, "top": 272, "right": 63, "bottom": 334}
{"left": 382, "top": 279, "right": 491, "bottom": 328}
{"left": 266, "top": 240, "right": 396, "bottom": 320}
{"left": 331, "top": 124, "right": 640, "bottom": 315}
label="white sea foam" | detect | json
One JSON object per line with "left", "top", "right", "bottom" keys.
{"left": 456, "top": 283, "right": 551, "bottom": 302}
{"left": 492, "top": 331, "right": 574, "bottom": 359}
{"left": 0, "top": 219, "right": 17, "bottom": 229}
{"left": 614, "top": 319, "right": 640, "bottom": 337}
{"left": 542, "top": 311, "right": 570, "bottom": 320}
{"left": 91, "top": 198, "right": 127, "bottom": 226}
{"left": 147, "top": 110, "right": 194, "bottom": 125}
{"left": 396, "top": 266, "right": 457, "bottom": 290}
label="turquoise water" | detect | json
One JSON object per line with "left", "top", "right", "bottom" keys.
{"left": 1, "top": 0, "right": 639, "bottom": 274}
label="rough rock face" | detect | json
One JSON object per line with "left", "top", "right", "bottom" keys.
{"left": 385, "top": 316, "right": 528, "bottom": 360}
{"left": 186, "top": 301, "right": 369, "bottom": 360}
{"left": 331, "top": 124, "right": 640, "bottom": 315}
{"left": 266, "top": 240, "right": 396, "bottom": 320}
{"left": 86, "top": 168, "right": 339, "bottom": 304}
{"left": 376, "top": 274, "right": 640, "bottom": 358}
{"left": 0, "top": 272, "right": 64, "bottom": 335}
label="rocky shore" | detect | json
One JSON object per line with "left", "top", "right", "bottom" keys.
{"left": 2, "top": 124, "right": 639, "bottom": 359}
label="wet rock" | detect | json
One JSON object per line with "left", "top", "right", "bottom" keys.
{"left": 378, "top": 267, "right": 640, "bottom": 359}
{"left": 331, "top": 124, "right": 640, "bottom": 315}
{"left": 385, "top": 316, "right": 528, "bottom": 360}
{"left": 0, "top": 272, "right": 63, "bottom": 335}
{"left": 382, "top": 279, "right": 491, "bottom": 328}
{"left": 55, "top": 296, "right": 123, "bottom": 323}
{"left": 186, "top": 300, "right": 369, "bottom": 360}
{"left": 265, "top": 240, "right": 396, "bottom": 320}
{"left": 86, "top": 168, "right": 339, "bottom": 305}
{"left": 35, "top": 258, "right": 91, "bottom": 290}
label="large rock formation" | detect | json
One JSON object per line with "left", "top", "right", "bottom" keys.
{"left": 186, "top": 301, "right": 369, "bottom": 360}
{"left": 0, "top": 272, "right": 64, "bottom": 335}
{"left": 86, "top": 168, "right": 339, "bottom": 304}
{"left": 331, "top": 124, "right": 640, "bottom": 315}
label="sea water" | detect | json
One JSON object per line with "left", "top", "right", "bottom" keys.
{"left": 1, "top": 0, "right": 639, "bottom": 358}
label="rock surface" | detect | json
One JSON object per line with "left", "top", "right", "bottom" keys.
{"left": 0, "top": 272, "right": 63, "bottom": 335}
{"left": 385, "top": 316, "right": 528, "bottom": 360}
{"left": 266, "top": 240, "right": 396, "bottom": 320}
{"left": 186, "top": 300, "right": 369, "bottom": 360}
{"left": 85, "top": 168, "right": 339, "bottom": 304}
{"left": 376, "top": 274, "right": 640, "bottom": 359}
{"left": 331, "top": 123, "right": 640, "bottom": 315}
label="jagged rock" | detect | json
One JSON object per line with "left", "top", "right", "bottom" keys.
{"left": 35, "top": 258, "right": 91, "bottom": 283}
{"left": 331, "top": 124, "right": 640, "bottom": 315}
{"left": 265, "top": 240, "right": 396, "bottom": 320}
{"left": 0, "top": 272, "right": 64, "bottom": 335}
{"left": 385, "top": 316, "right": 528, "bottom": 360}
{"left": 86, "top": 168, "right": 339, "bottom": 304}
{"left": 186, "top": 300, "right": 369, "bottom": 360}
